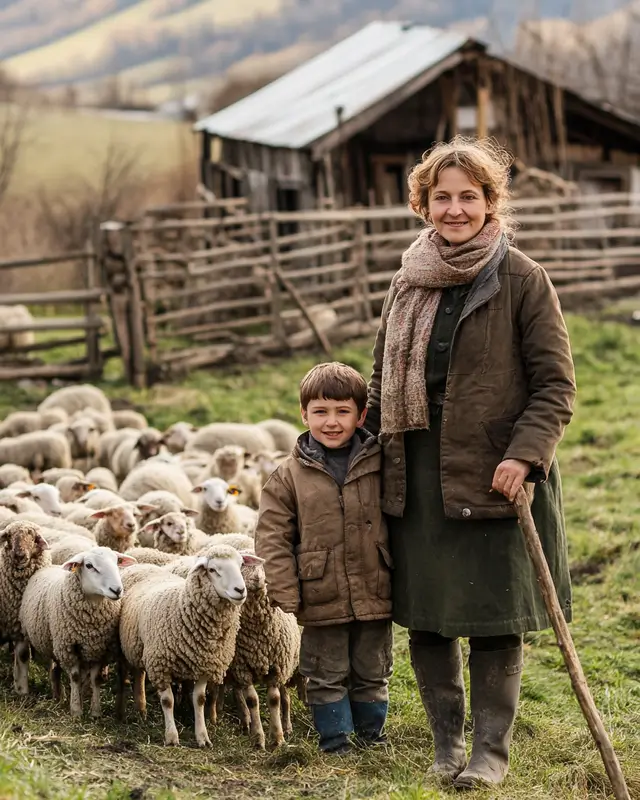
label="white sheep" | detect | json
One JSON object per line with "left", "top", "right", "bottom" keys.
{"left": 256, "top": 419, "right": 300, "bottom": 453}
{"left": 124, "top": 547, "right": 178, "bottom": 567}
{"left": 138, "top": 512, "right": 197, "bottom": 555}
{"left": 84, "top": 467, "right": 119, "bottom": 493}
{"left": 111, "top": 428, "right": 165, "bottom": 482}
{"left": 119, "top": 543, "right": 254, "bottom": 746}
{"left": 0, "top": 430, "right": 72, "bottom": 473}
{"left": 37, "top": 385, "right": 112, "bottom": 417}
{"left": 56, "top": 476, "right": 96, "bottom": 503}
{"left": 39, "top": 467, "right": 84, "bottom": 485}
{"left": 0, "top": 521, "right": 51, "bottom": 694}
{"left": 19, "top": 546, "right": 136, "bottom": 716}
{"left": 0, "top": 464, "right": 31, "bottom": 489}
{"left": 90, "top": 505, "right": 140, "bottom": 552}
{"left": 0, "top": 408, "right": 68, "bottom": 439}
{"left": 193, "top": 478, "right": 257, "bottom": 536}
{"left": 50, "top": 535, "right": 99, "bottom": 565}
{"left": 70, "top": 407, "right": 113, "bottom": 435}
{"left": 203, "top": 445, "right": 245, "bottom": 483}
{"left": 13, "top": 484, "right": 64, "bottom": 517}
{"left": 98, "top": 428, "right": 138, "bottom": 469}
{"left": 64, "top": 415, "right": 102, "bottom": 470}
{"left": 161, "top": 421, "right": 197, "bottom": 454}
{"left": 77, "top": 488, "right": 122, "bottom": 509}
{"left": 0, "top": 304, "right": 35, "bottom": 351}
{"left": 112, "top": 409, "right": 148, "bottom": 430}
{"left": 187, "top": 423, "right": 275, "bottom": 456}
{"left": 119, "top": 462, "right": 195, "bottom": 507}
{"left": 0, "top": 488, "right": 42, "bottom": 515}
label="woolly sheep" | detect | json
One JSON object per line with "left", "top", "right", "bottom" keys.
{"left": 37, "top": 385, "right": 111, "bottom": 417}
{"left": 178, "top": 451, "right": 211, "bottom": 485}
{"left": 0, "top": 489, "right": 41, "bottom": 515}
{"left": 193, "top": 478, "right": 258, "bottom": 536}
{"left": 50, "top": 535, "right": 99, "bottom": 565}
{"left": 256, "top": 419, "right": 300, "bottom": 454}
{"left": 4, "top": 513, "right": 96, "bottom": 540}
{"left": 77, "top": 488, "right": 122, "bottom": 509}
{"left": 111, "top": 428, "right": 164, "bottom": 482}
{"left": 19, "top": 546, "right": 136, "bottom": 716}
{"left": 0, "top": 464, "right": 31, "bottom": 489}
{"left": 112, "top": 409, "right": 148, "bottom": 430}
{"left": 13, "top": 484, "right": 64, "bottom": 517}
{"left": 98, "top": 428, "right": 138, "bottom": 469}
{"left": 56, "top": 476, "right": 96, "bottom": 503}
{"left": 0, "top": 304, "right": 35, "bottom": 350}
{"left": 0, "top": 507, "right": 15, "bottom": 525}
{"left": 85, "top": 467, "right": 119, "bottom": 493}
{"left": 119, "top": 543, "right": 254, "bottom": 746}
{"left": 139, "top": 512, "right": 198, "bottom": 555}
{"left": 124, "top": 547, "right": 177, "bottom": 567}
{"left": 161, "top": 421, "right": 197, "bottom": 454}
{"left": 205, "top": 445, "right": 245, "bottom": 483}
{"left": 91, "top": 505, "right": 140, "bottom": 552}
{"left": 119, "top": 462, "right": 194, "bottom": 507}
{"left": 70, "top": 407, "right": 113, "bottom": 435}
{"left": 236, "top": 468, "right": 262, "bottom": 510}
{"left": 39, "top": 467, "right": 84, "bottom": 485}
{"left": 0, "top": 522, "right": 51, "bottom": 693}
{"left": 63, "top": 505, "right": 104, "bottom": 531}
{"left": 0, "top": 408, "right": 68, "bottom": 439}
{"left": 212, "top": 533, "right": 300, "bottom": 747}
{"left": 187, "top": 423, "right": 275, "bottom": 457}
{"left": 0, "top": 431, "right": 72, "bottom": 472}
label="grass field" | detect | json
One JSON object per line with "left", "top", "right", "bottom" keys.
{"left": 0, "top": 313, "right": 639, "bottom": 799}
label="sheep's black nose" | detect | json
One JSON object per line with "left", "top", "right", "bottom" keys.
{"left": 234, "top": 586, "right": 246, "bottom": 596}
{"left": 111, "top": 586, "right": 122, "bottom": 598}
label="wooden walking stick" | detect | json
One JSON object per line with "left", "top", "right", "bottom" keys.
{"left": 513, "top": 487, "right": 631, "bottom": 800}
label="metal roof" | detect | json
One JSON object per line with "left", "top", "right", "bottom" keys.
{"left": 194, "top": 21, "right": 469, "bottom": 150}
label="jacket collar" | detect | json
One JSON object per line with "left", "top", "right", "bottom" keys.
{"left": 458, "top": 238, "right": 509, "bottom": 325}
{"left": 294, "top": 426, "right": 378, "bottom": 469}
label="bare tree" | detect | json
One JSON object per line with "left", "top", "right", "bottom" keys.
{"left": 0, "top": 71, "right": 30, "bottom": 209}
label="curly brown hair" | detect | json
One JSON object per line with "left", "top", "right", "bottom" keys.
{"left": 407, "top": 136, "right": 516, "bottom": 237}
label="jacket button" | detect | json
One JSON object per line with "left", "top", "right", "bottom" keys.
{"left": 392, "top": 457, "right": 400, "bottom": 464}
{"left": 436, "top": 342, "right": 449, "bottom": 352}
{"left": 462, "top": 508, "right": 472, "bottom": 518}
{"left": 444, "top": 306, "right": 453, "bottom": 315}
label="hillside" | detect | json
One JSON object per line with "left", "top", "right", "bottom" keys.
{"left": 0, "top": 0, "right": 632, "bottom": 109}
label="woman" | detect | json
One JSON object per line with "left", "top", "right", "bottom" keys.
{"left": 366, "top": 137, "right": 576, "bottom": 789}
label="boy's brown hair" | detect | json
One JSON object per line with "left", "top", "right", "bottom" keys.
{"left": 299, "top": 362, "right": 368, "bottom": 414}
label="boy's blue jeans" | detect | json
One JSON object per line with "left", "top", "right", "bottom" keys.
{"left": 300, "top": 620, "right": 392, "bottom": 746}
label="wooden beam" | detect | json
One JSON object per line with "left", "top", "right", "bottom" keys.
{"left": 0, "top": 289, "right": 106, "bottom": 305}
{"left": 476, "top": 59, "right": 490, "bottom": 138}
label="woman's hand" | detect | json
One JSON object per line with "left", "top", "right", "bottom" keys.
{"left": 492, "top": 459, "right": 531, "bottom": 502}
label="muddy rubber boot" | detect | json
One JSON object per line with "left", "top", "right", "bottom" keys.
{"left": 410, "top": 639, "right": 467, "bottom": 780}
{"left": 311, "top": 697, "right": 354, "bottom": 753}
{"left": 351, "top": 700, "right": 388, "bottom": 745}
{"left": 454, "top": 646, "right": 523, "bottom": 790}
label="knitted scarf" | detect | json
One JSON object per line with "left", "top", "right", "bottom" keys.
{"left": 380, "top": 219, "right": 506, "bottom": 435}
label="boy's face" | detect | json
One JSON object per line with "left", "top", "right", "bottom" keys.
{"left": 301, "top": 397, "right": 366, "bottom": 449}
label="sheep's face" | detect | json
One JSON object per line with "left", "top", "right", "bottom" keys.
{"left": 240, "top": 555, "right": 267, "bottom": 594}
{"left": 62, "top": 546, "right": 136, "bottom": 599}
{"left": 136, "top": 431, "right": 163, "bottom": 459}
{"left": 162, "top": 422, "right": 196, "bottom": 454}
{"left": 56, "top": 478, "right": 95, "bottom": 503}
{"left": 212, "top": 446, "right": 245, "bottom": 480}
{"left": 146, "top": 512, "right": 190, "bottom": 547}
{"left": 193, "top": 478, "right": 240, "bottom": 512}
{"left": 68, "top": 418, "right": 100, "bottom": 458}
{"left": 17, "top": 483, "right": 64, "bottom": 516}
{"left": 90, "top": 505, "right": 139, "bottom": 538}
{"left": 190, "top": 546, "right": 247, "bottom": 605}
{"left": 0, "top": 522, "right": 50, "bottom": 568}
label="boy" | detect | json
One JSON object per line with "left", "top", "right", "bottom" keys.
{"left": 255, "top": 362, "right": 393, "bottom": 754}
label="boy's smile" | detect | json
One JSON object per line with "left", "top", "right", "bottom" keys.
{"left": 301, "top": 397, "right": 367, "bottom": 449}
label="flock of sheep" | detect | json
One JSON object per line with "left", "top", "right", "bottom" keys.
{"left": 0, "top": 384, "right": 305, "bottom": 749}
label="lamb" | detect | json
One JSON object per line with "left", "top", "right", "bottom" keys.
{"left": 0, "top": 408, "right": 68, "bottom": 439}
{"left": 0, "top": 430, "right": 72, "bottom": 472}
{"left": 256, "top": 419, "right": 300, "bottom": 453}
{"left": 187, "top": 423, "right": 275, "bottom": 457}
{"left": 112, "top": 409, "right": 148, "bottom": 431}
{"left": 119, "top": 543, "right": 254, "bottom": 746}
{"left": 40, "top": 467, "right": 84, "bottom": 485}
{"left": 161, "top": 421, "right": 197, "bottom": 454}
{"left": 111, "top": 428, "right": 165, "bottom": 482}
{"left": 0, "top": 521, "right": 51, "bottom": 693}
{"left": 56, "top": 476, "right": 96, "bottom": 503}
{"left": 37, "top": 385, "right": 112, "bottom": 417}
{"left": 91, "top": 505, "right": 140, "bottom": 552}
{"left": 85, "top": 467, "right": 119, "bottom": 492}
{"left": 0, "top": 464, "right": 31, "bottom": 489}
{"left": 138, "top": 512, "right": 196, "bottom": 555}
{"left": 211, "top": 533, "right": 300, "bottom": 748}
{"left": 18, "top": 546, "right": 136, "bottom": 716}
{"left": 193, "top": 478, "right": 258, "bottom": 536}
{"left": 119, "top": 462, "right": 195, "bottom": 507}
{"left": 0, "top": 304, "right": 35, "bottom": 351}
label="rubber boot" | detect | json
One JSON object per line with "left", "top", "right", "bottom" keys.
{"left": 310, "top": 697, "right": 354, "bottom": 753}
{"left": 454, "top": 646, "right": 523, "bottom": 790}
{"left": 410, "top": 639, "right": 467, "bottom": 780}
{"left": 351, "top": 700, "right": 388, "bottom": 745}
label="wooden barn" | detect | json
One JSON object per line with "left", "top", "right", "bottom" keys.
{"left": 194, "top": 21, "right": 640, "bottom": 212}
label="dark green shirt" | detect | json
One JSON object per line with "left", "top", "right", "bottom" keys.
{"left": 426, "top": 285, "right": 471, "bottom": 402}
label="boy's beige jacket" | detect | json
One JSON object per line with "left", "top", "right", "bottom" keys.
{"left": 255, "top": 431, "right": 393, "bottom": 626}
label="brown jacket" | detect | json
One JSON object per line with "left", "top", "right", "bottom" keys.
{"left": 367, "top": 246, "right": 576, "bottom": 520}
{"left": 254, "top": 430, "right": 393, "bottom": 626}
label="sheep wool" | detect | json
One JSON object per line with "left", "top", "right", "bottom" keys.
{"left": 37, "top": 385, "right": 111, "bottom": 417}
{"left": 0, "top": 431, "right": 72, "bottom": 472}
{"left": 119, "top": 462, "right": 194, "bottom": 507}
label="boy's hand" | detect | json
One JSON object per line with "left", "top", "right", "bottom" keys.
{"left": 492, "top": 459, "right": 530, "bottom": 502}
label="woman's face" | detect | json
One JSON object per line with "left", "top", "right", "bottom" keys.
{"left": 428, "top": 167, "right": 489, "bottom": 245}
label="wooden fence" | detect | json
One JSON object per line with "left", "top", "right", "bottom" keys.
{"left": 116, "top": 191, "right": 640, "bottom": 382}
{"left": 0, "top": 246, "right": 109, "bottom": 381}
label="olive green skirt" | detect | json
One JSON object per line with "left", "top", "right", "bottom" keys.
{"left": 388, "top": 410, "right": 572, "bottom": 637}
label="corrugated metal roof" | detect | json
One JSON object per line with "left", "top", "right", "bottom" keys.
{"left": 194, "top": 21, "right": 469, "bottom": 150}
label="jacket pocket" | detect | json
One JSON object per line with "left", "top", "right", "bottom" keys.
{"left": 481, "top": 415, "right": 520, "bottom": 454}
{"left": 297, "top": 550, "right": 338, "bottom": 606}
{"left": 376, "top": 543, "right": 393, "bottom": 601}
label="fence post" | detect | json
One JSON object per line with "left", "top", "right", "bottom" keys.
{"left": 353, "top": 218, "right": 373, "bottom": 323}
{"left": 122, "top": 225, "right": 147, "bottom": 389}
{"left": 268, "top": 215, "right": 287, "bottom": 345}
{"left": 84, "top": 239, "right": 102, "bottom": 378}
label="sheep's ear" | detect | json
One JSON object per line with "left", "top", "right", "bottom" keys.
{"left": 180, "top": 506, "right": 199, "bottom": 518}
{"left": 188, "top": 556, "right": 208, "bottom": 575}
{"left": 192, "top": 485, "right": 204, "bottom": 494}
{"left": 135, "top": 503, "right": 157, "bottom": 513}
{"left": 227, "top": 485, "right": 241, "bottom": 496}
{"left": 35, "top": 534, "right": 50, "bottom": 551}
{"left": 115, "top": 552, "right": 137, "bottom": 568}
{"left": 89, "top": 509, "right": 109, "bottom": 519}
{"left": 239, "top": 551, "right": 264, "bottom": 566}
{"left": 141, "top": 519, "right": 160, "bottom": 533}
{"left": 15, "top": 490, "right": 32, "bottom": 499}
{"left": 62, "top": 553, "right": 85, "bottom": 571}
{"left": 0, "top": 530, "right": 9, "bottom": 544}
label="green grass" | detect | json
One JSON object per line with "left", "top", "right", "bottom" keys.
{"left": 0, "top": 313, "right": 639, "bottom": 799}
